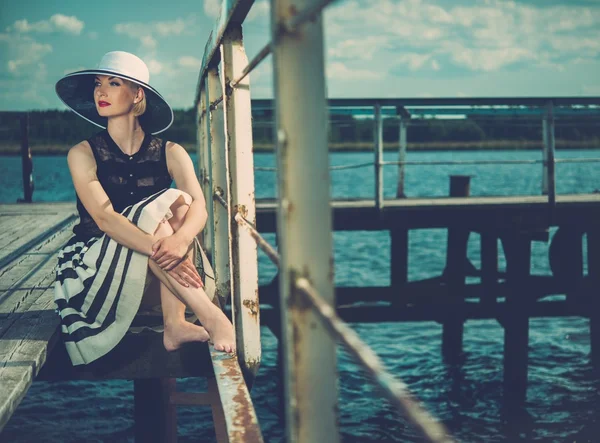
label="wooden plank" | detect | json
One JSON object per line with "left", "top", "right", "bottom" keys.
{"left": 211, "top": 348, "right": 263, "bottom": 443}
{"left": 256, "top": 194, "right": 600, "bottom": 232}
{"left": 0, "top": 202, "right": 76, "bottom": 215}
{"left": 0, "top": 220, "right": 75, "bottom": 293}
{"left": 259, "top": 299, "right": 591, "bottom": 325}
{"left": 0, "top": 288, "right": 59, "bottom": 432}
{"left": 0, "top": 217, "right": 41, "bottom": 250}
{"left": 0, "top": 211, "right": 77, "bottom": 269}
{"left": 0, "top": 222, "right": 75, "bottom": 328}
{"left": 0, "top": 215, "right": 32, "bottom": 241}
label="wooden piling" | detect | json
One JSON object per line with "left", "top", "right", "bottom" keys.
{"left": 19, "top": 113, "right": 33, "bottom": 203}
{"left": 134, "top": 378, "right": 177, "bottom": 443}
{"left": 442, "top": 175, "right": 471, "bottom": 363}
{"left": 481, "top": 232, "right": 498, "bottom": 306}
{"left": 588, "top": 229, "right": 600, "bottom": 368}
{"left": 503, "top": 234, "right": 531, "bottom": 406}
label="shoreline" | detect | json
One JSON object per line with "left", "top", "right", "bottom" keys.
{"left": 0, "top": 139, "right": 598, "bottom": 155}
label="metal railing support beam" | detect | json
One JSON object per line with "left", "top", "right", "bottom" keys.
{"left": 197, "top": 88, "right": 213, "bottom": 254}
{"left": 271, "top": 0, "right": 339, "bottom": 440}
{"left": 204, "top": 78, "right": 216, "bottom": 258}
{"left": 374, "top": 103, "right": 384, "bottom": 210}
{"left": 222, "top": 24, "right": 261, "bottom": 379}
{"left": 208, "top": 64, "right": 233, "bottom": 306}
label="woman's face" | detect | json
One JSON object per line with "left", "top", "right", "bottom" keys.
{"left": 94, "top": 75, "right": 139, "bottom": 118}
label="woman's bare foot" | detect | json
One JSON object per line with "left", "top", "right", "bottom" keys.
{"left": 204, "top": 309, "right": 236, "bottom": 353}
{"left": 163, "top": 321, "right": 210, "bottom": 352}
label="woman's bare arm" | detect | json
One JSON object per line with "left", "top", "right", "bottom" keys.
{"left": 166, "top": 141, "right": 208, "bottom": 243}
{"left": 67, "top": 142, "right": 156, "bottom": 256}
{"left": 150, "top": 142, "right": 208, "bottom": 269}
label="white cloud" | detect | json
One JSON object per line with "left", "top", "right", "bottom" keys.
{"left": 88, "top": 31, "right": 98, "bottom": 40}
{"left": 396, "top": 53, "right": 432, "bottom": 71}
{"left": 448, "top": 45, "right": 533, "bottom": 72}
{"left": 247, "top": 1, "right": 269, "bottom": 22}
{"left": 146, "top": 59, "right": 164, "bottom": 75}
{"left": 204, "top": 0, "right": 221, "bottom": 19}
{"left": 326, "top": 62, "right": 383, "bottom": 80}
{"left": 324, "top": 0, "right": 600, "bottom": 75}
{"left": 178, "top": 56, "right": 201, "bottom": 69}
{"left": 50, "top": 14, "right": 84, "bottom": 34}
{"left": 141, "top": 35, "right": 158, "bottom": 49}
{"left": 155, "top": 19, "right": 187, "bottom": 36}
{"left": 328, "top": 36, "right": 389, "bottom": 61}
{"left": 7, "top": 14, "right": 84, "bottom": 34}
{"left": 114, "top": 18, "right": 194, "bottom": 50}
{"left": 5, "top": 36, "right": 52, "bottom": 74}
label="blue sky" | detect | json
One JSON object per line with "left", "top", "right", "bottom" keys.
{"left": 1, "top": 0, "right": 599, "bottom": 111}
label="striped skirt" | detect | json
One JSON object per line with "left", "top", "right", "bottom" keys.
{"left": 54, "top": 188, "right": 214, "bottom": 366}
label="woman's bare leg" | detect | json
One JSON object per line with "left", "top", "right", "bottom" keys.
{"left": 146, "top": 221, "right": 210, "bottom": 351}
{"left": 159, "top": 276, "right": 210, "bottom": 351}
{"left": 150, "top": 201, "right": 235, "bottom": 352}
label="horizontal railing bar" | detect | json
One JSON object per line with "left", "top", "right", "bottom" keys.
{"left": 330, "top": 162, "right": 373, "bottom": 171}
{"left": 234, "top": 213, "right": 280, "bottom": 267}
{"left": 201, "top": 43, "right": 271, "bottom": 117}
{"left": 200, "top": 0, "right": 339, "bottom": 116}
{"left": 382, "top": 159, "right": 543, "bottom": 166}
{"left": 230, "top": 42, "right": 272, "bottom": 90}
{"left": 256, "top": 162, "right": 373, "bottom": 172}
{"left": 252, "top": 97, "right": 600, "bottom": 109}
{"left": 555, "top": 158, "right": 600, "bottom": 163}
{"left": 214, "top": 189, "right": 228, "bottom": 208}
{"left": 383, "top": 158, "right": 600, "bottom": 167}
{"left": 257, "top": 159, "right": 600, "bottom": 171}
{"left": 255, "top": 166, "right": 277, "bottom": 171}
{"left": 295, "top": 278, "right": 454, "bottom": 443}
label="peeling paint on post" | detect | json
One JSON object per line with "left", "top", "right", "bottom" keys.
{"left": 271, "top": 0, "right": 339, "bottom": 441}
{"left": 208, "top": 63, "right": 233, "bottom": 307}
{"left": 205, "top": 76, "right": 216, "bottom": 258}
{"left": 222, "top": 23, "right": 262, "bottom": 379}
{"left": 197, "top": 87, "right": 213, "bottom": 254}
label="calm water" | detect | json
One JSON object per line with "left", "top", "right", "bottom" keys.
{"left": 2, "top": 149, "right": 600, "bottom": 442}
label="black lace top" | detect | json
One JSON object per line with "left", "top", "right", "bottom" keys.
{"left": 72, "top": 130, "right": 173, "bottom": 241}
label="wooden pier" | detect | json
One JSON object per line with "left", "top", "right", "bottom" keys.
{"left": 3, "top": 190, "right": 598, "bottom": 437}
{"left": 254, "top": 192, "right": 600, "bottom": 407}
{"left": 0, "top": 202, "right": 262, "bottom": 442}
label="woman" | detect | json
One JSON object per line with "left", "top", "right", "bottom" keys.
{"left": 54, "top": 51, "right": 234, "bottom": 366}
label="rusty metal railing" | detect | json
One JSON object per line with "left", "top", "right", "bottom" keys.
{"left": 214, "top": 191, "right": 454, "bottom": 441}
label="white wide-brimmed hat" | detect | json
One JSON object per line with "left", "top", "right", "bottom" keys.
{"left": 55, "top": 51, "right": 173, "bottom": 134}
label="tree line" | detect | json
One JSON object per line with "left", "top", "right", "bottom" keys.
{"left": 0, "top": 109, "right": 598, "bottom": 149}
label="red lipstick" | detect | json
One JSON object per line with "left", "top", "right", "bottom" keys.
{"left": 98, "top": 101, "right": 111, "bottom": 107}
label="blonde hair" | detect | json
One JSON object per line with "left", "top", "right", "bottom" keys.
{"left": 124, "top": 79, "right": 146, "bottom": 117}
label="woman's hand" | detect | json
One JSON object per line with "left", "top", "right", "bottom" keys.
{"left": 167, "top": 255, "right": 204, "bottom": 288}
{"left": 151, "top": 229, "right": 192, "bottom": 270}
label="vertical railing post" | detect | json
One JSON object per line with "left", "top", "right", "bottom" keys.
{"left": 396, "top": 109, "right": 408, "bottom": 198}
{"left": 197, "top": 87, "right": 212, "bottom": 253}
{"left": 543, "top": 101, "right": 556, "bottom": 206}
{"left": 271, "top": 0, "right": 339, "bottom": 440}
{"left": 374, "top": 103, "right": 384, "bottom": 210}
{"left": 208, "top": 62, "right": 233, "bottom": 306}
{"left": 204, "top": 77, "right": 216, "bottom": 259}
{"left": 19, "top": 113, "right": 34, "bottom": 203}
{"left": 222, "top": 24, "right": 261, "bottom": 380}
